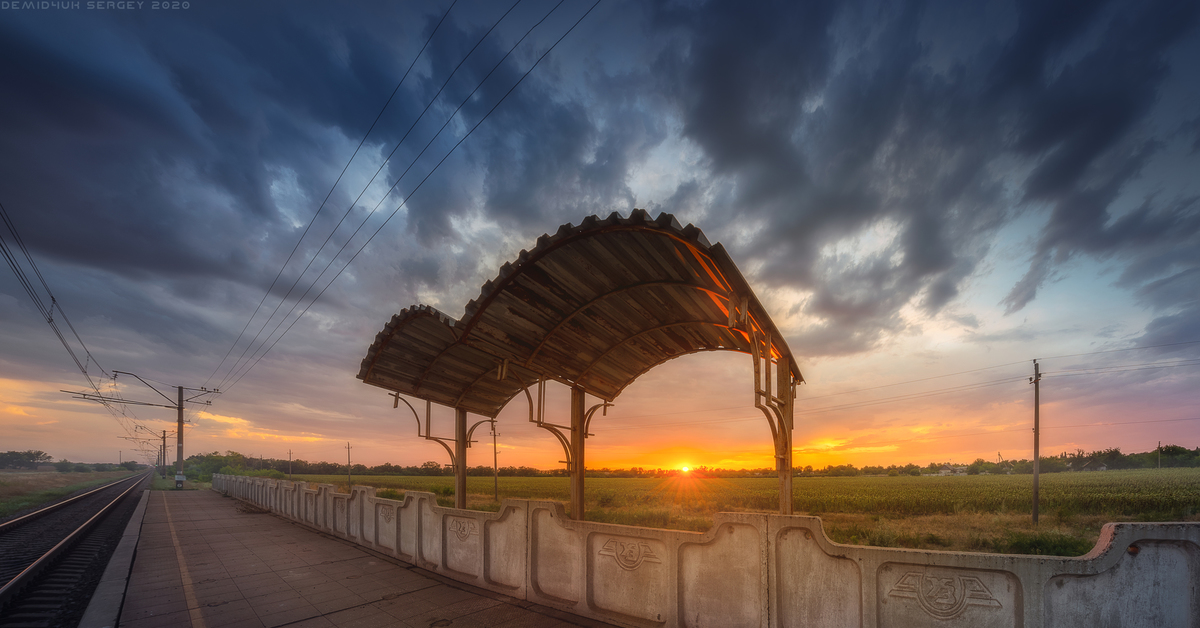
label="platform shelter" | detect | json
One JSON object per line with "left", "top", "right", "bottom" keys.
{"left": 357, "top": 210, "right": 803, "bottom": 517}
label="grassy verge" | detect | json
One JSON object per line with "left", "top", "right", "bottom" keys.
{"left": 150, "top": 474, "right": 210, "bottom": 491}
{"left": 0, "top": 471, "right": 135, "bottom": 518}
{"left": 274, "top": 469, "right": 1200, "bottom": 556}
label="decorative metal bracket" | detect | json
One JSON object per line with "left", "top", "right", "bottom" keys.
{"left": 502, "top": 363, "right": 611, "bottom": 474}
{"left": 750, "top": 330, "right": 794, "bottom": 463}
{"left": 465, "top": 418, "right": 494, "bottom": 447}
{"left": 392, "top": 392, "right": 456, "bottom": 467}
{"left": 583, "top": 400, "right": 612, "bottom": 436}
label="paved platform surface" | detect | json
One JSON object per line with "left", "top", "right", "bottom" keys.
{"left": 119, "top": 490, "right": 607, "bottom": 628}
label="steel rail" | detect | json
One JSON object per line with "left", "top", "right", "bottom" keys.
{"left": 0, "top": 470, "right": 150, "bottom": 609}
{"left": 0, "top": 472, "right": 142, "bottom": 535}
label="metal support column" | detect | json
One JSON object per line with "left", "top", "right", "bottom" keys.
{"left": 569, "top": 387, "right": 586, "bottom": 520}
{"left": 455, "top": 407, "right": 468, "bottom": 509}
{"left": 777, "top": 362, "right": 794, "bottom": 515}
{"left": 176, "top": 386, "right": 184, "bottom": 476}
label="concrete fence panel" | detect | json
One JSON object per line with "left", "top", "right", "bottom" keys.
{"left": 210, "top": 474, "right": 1199, "bottom": 628}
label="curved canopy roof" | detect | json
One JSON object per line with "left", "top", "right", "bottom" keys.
{"left": 358, "top": 209, "right": 802, "bottom": 418}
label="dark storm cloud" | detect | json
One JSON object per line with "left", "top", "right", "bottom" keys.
{"left": 2, "top": 0, "right": 1198, "bottom": 377}
{"left": 999, "top": 0, "right": 1200, "bottom": 313}
{"left": 463, "top": 4, "right": 668, "bottom": 229}
{"left": 648, "top": 0, "right": 1010, "bottom": 353}
{"left": 643, "top": 0, "right": 1199, "bottom": 355}
{"left": 0, "top": 2, "right": 455, "bottom": 288}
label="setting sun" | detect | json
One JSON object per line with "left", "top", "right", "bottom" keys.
{"left": 681, "top": 466, "right": 690, "bottom": 473}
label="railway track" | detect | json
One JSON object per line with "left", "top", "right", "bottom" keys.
{"left": 0, "top": 471, "right": 150, "bottom": 626}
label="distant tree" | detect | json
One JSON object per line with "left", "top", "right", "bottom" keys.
{"left": 121, "top": 460, "right": 139, "bottom": 471}
{"left": 420, "top": 461, "right": 443, "bottom": 476}
{"left": 824, "top": 464, "right": 859, "bottom": 477}
{"left": 968, "top": 458, "right": 1000, "bottom": 475}
{"left": 55, "top": 459, "right": 75, "bottom": 472}
{"left": 1, "top": 450, "right": 52, "bottom": 469}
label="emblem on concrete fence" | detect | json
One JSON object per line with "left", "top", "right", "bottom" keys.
{"left": 448, "top": 518, "right": 478, "bottom": 541}
{"left": 598, "top": 539, "right": 662, "bottom": 571}
{"left": 336, "top": 500, "right": 346, "bottom": 514}
{"left": 887, "top": 571, "right": 1001, "bottom": 620}
{"left": 381, "top": 505, "right": 395, "bottom": 523}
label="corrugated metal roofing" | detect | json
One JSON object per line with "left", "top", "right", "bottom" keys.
{"left": 357, "top": 209, "right": 801, "bottom": 418}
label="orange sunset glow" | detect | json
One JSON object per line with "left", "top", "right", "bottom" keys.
{"left": 1, "top": 1, "right": 1197, "bottom": 473}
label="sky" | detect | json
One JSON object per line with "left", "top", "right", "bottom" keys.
{"left": 1, "top": 0, "right": 1198, "bottom": 472}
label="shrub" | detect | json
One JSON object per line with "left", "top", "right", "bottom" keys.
{"left": 376, "top": 489, "right": 403, "bottom": 500}
{"left": 999, "top": 531, "right": 1093, "bottom": 556}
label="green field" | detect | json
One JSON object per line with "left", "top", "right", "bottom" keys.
{"left": 283, "top": 468, "right": 1200, "bottom": 555}
{"left": 293, "top": 468, "right": 1200, "bottom": 518}
{"left": 0, "top": 470, "right": 135, "bottom": 519}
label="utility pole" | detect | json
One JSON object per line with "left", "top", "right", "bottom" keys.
{"left": 64, "top": 372, "right": 216, "bottom": 489}
{"left": 346, "top": 442, "right": 352, "bottom": 491}
{"left": 119, "top": 450, "right": 122, "bottom": 465}
{"left": 491, "top": 420, "right": 499, "bottom": 502}
{"left": 288, "top": 449, "right": 293, "bottom": 480}
{"left": 1158, "top": 441, "right": 1162, "bottom": 469}
{"left": 1030, "top": 359, "right": 1041, "bottom": 525}
{"left": 161, "top": 430, "right": 167, "bottom": 478}
{"left": 176, "top": 386, "right": 184, "bottom": 483}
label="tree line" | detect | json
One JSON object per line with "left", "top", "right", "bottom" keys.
{"left": 798, "top": 444, "right": 1200, "bottom": 477}
{"left": 180, "top": 443, "right": 1199, "bottom": 481}
{"left": 0, "top": 450, "right": 53, "bottom": 469}
{"left": 1, "top": 450, "right": 140, "bottom": 472}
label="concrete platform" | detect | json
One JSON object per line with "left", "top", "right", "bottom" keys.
{"left": 119, "top": 490, "right": 609, "bottom": 628}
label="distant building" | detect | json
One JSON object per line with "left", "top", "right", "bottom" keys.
{"left": 939, "top": 465, "right": 968, "bottom": 476}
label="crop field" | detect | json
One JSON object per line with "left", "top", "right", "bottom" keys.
{"left": 287, "top": 468, "right": 1200, "bottom": 556}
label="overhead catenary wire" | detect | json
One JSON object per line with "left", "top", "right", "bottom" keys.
{"left": 0, "top": 199, "right": 127, "bottom": 421}
{"left": 216, "top": 0, "right": 571, "bottom": 392}
{"left": 213, "top": 0, "right": 537, "bottom": 393}
{"left": 217, "top": 0, "right": 604, "bottom": 394}
{"left": 213, "top": 0, "right": 524, "bottom": 391}
{"left": 205, "top": 0, "right": 461, "bottom": 390}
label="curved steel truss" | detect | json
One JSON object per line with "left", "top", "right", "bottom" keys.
{"left": 359, "top": 210, "right": 802, "bottom": 516}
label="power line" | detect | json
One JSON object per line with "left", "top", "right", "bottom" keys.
{"left": 1038, "top": 339, "right": 1200, "bottom": 361}
{"left": 792, "top": 416, "right": 1200, "bottom": 455}
{"left": 595, "top": 375, "right": 1030, "bottom": 432}
{"left": 219, "top": 0, "right": 604, "bottom": 394}
{"left": 801, "top": 360, "right": 1029, "bottom": 400}
{"left": 206, "top": 0, "right": 461, "bottom": 389}
{"left": 218, "top": 0, "right": 571, "bottom": 392}
{"left": 214, "top": 0, "right": 522, "bottom": 391}
{"left": 1043, "top": 358, "right": 1200, "bottom": 378}
{"left": 575, "top": 347, "right": 1200, "bottom": 425}
{"left": 0, "top": 200, "right": 121, "bottom": 418}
